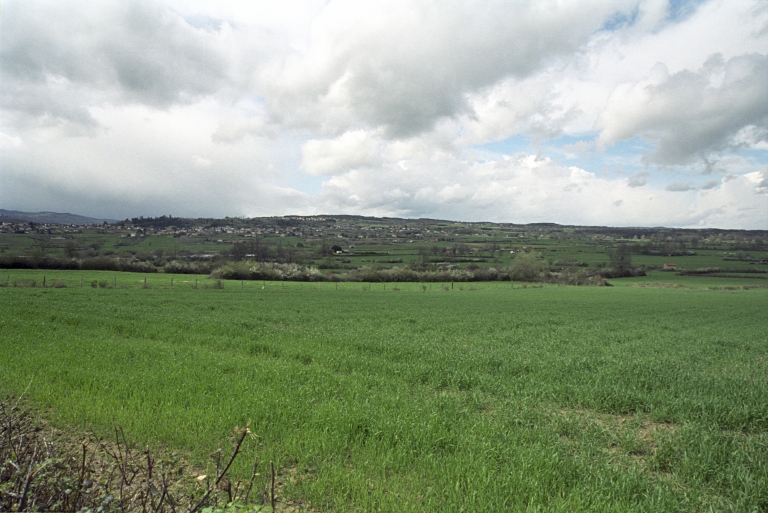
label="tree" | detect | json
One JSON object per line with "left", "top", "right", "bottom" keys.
{"left": 608, "top": 244, "right": 632, "bottom": 273}
{"left": 229, "top": 241, "right": 249, "bottom": 261}
{"left": 247, "top": 237, "right": 270, "bottom": 261}
{"left": 318, "top": 239, "right": 331, "bottom": 256}
{"left": 64, "top": 240, "right": 78, "bottom": 258}
{"left": 508, "top": 250, "right": 544, "bottom": 281}
{"left": 285, "top": 246, "right": 300, "bottom": 264}
{"left": 488, "top": 240, "right": 499, "bottom": 256}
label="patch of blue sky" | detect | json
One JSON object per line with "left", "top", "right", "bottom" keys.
{"left": 274, "top": 130, "right": 330, "bottom": 196}
{"left": 288, "top": 173, "right": 325, "bottom": 196}
{"left": 545, "top": 135, "right": 720, "bottom": 190}
{"left": 471, "top": 133, "right": 653, "bottom": 176}
{"left": 544, "top": 134, "right": 651, "bottom": 174}
{"left": 472, "top": 135, "right": 532, "bottom": 159}
{"left": 734, "top": 147, "right": 768, "bottom": 163}
{"left": 596, "top": 138, "right": 653, "bottom": 168}
{"left": 599, "top": 6, "right": 640, "bottom": 32}
{"left": 470, "top": 133, "right": 736, "bottom": 190}
{"left": 667, "top": 0, "right": 708, "bottom": 23}
{"left": 179, "top": 14, "right": 225, "bottom": 32}
{"left": 240, "top": 93, "right": 269, "bottom": 112}
{"left": 598, "top": 0, "right": 706, "bottom": 34}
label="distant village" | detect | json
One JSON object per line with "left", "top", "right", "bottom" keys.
{"left": 1, "top": 214, "right": 766, "bottom": 251}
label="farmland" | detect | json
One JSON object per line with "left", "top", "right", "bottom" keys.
{"left": 1, "top": 270, "right": 767, "bottom": 511}
{"left": 2, "top": 215, "right": 767, "bottom": 280}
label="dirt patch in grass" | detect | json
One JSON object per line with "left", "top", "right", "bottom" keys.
{"left": 632, "top": 283, "right": 695, "bottom": 289}
{"left": 708, "top": 285, "right": 768, "bottom": 290}
{"left": 555, "top": 408, "right": 678, "bottom": 473}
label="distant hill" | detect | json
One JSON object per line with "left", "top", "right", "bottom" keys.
{"left": 0, "top": 209, "right": 117, "bottom": 225}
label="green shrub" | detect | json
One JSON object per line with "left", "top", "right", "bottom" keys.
{"left": 164, "top": 260, "right": 214, "bottom": 275}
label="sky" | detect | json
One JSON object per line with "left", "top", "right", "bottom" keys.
{"left": 1, "top": 0, "right": 767, "bottom": 229}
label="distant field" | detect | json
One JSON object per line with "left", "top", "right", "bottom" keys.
{"left": 3, "top": 225, "right": 766, "bottom": 275}
{"left": 1, "top": 273, "right": 767, "bottom": 511}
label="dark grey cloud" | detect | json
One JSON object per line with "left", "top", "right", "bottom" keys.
{"left": 0, "top": 147, "right": 311, "bottom": 220}
{"left": 627, "top": 170, "right": 650, "bottom": 187}
{"left": 756, "top": 168, "right": 768, "bottom": 192}
{"left": 262, "top": 0, "right": 641, "bottom": 137}
{"left": 1, "top": 0, "right": 228, "bottom": 130}
{"left": 651, "top": 54, "right": 768, "bottom": 164}
{"left": 600, "top": 53, "right": 768, "bottom": 166}
{"left": 666, "top": 182, "right": 697, "bottom": 192}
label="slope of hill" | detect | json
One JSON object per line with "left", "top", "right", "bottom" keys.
{"left": 0, "top": 209, "right": 117, "bottom": 225}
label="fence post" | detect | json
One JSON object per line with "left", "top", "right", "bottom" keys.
{"left": 114, "top": 277, "right": 116, "bottom": 288}
{"left": 80, "top": 276, "right": 83, "bottom": 288}
{"left": 43, "top": 276, "right": 46, "bottom": 288}
{"left": 170, "top": 277, "right": 173, "bottom": 289}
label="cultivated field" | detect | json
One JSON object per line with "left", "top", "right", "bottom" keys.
{"left": 1, "top": 271, "right": 767, "bottom": 511}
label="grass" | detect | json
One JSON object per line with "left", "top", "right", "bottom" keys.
{"left": 616, "top": 271, "right": 768, "bottom": 288}
{"left": 1, "top": 272, "right": 767, "bottom": 511}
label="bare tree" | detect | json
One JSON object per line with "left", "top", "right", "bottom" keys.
{"left": 64, "top": 240, "right": 78, "bottom": 258}
{"left": 608, "top": 244, "right": 633, "bottom": 273}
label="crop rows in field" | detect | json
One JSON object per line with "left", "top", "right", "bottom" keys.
{"left": 1, "top": 281, "right": 767, "bottom": 511}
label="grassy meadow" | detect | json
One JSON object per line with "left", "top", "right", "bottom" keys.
{"left": 1, "top": 270, "right": 767, "bottom": 511}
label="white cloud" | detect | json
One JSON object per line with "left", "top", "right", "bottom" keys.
{"left": 1, "top": 0, "right": 231, "bottom": 133}
{"left": 0, "top": 132, "right": 23, "bottom": 149}
{"left": 597, "top": 53, "right": 768, "bottom": 165}
{"left": 258, "top": 0, "right": 641, "bottom": 137}
{"left": 0, "top": 101, "right": 308, "bottom": 218}
{"left": 0, "top": 0, "right": 766, "bottom": 229}
{"left": 314, "top": 151, "right": 768, "bottom": 228}
{"left": 543, "top": 0, "right": 768, "bottom": 139}
{"left": 301, "top": 130, "right": 383, "bottom": 175}
{"left": 211, "top": 116, "right": 274, "bottom": 143}
{"left": 192, "top": 155, "right": 212, "bottom": 167}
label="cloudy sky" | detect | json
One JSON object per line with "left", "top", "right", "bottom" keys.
{"left": 1, "top": 0, "right": 767, "bottom": 228}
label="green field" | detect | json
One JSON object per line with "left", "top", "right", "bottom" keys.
{"left": 3, "top": 215, "right": 766, "bottom": 279}
{"left": 1, "top": 271, "right": 767, "bottom": 511}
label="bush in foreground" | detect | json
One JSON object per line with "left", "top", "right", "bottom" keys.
{"left": 0, "top": 398, "right": 279, "bottom": 513}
